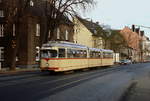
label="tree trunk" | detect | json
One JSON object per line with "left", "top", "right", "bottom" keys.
{"left": 9, "top": 18, "right": 21, "bottom": 70}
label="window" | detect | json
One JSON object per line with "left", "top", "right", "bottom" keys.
{"left": 67, "top": 49, "right": 87, "bottom": 58}
{"left": 13, "top": 24, "right": 15, "bottom": 36}
{"left": 65, "top": 30, "right": 68, "bottom": 40}
{"left": 58, "top": 48, "right": 65, "bottom": 58}
{"left": 36, "top": 24, "right": 40, "bottom": 36}
{"left": 0, "top": 10, "right": 4, "bottom": 17}
{"left": 90, "top": 51, "right": 101, "bottom": 58}
{"left": 41, "top": 50, "right": 57, "bottom": 58}
{"left": 30, "top": 0, "right": 34, "bottom": 6}
{"left": 48, "top": 30, "right": 51, "bottom": 38}
{"left": 36, "top": 46, "right": 40, "bottom": 61}
{"left": 67, "top": 49, "right": 74, "bottom": 58}
{"left": 0, "top": 47, "right": 4, "bottom": 61}
{"left": 103, "top": 52, "right": 113, "bottom": 58}
{"left": 0, "top": 24, "right": 4, "bottom": 37}
{"left": 16, "top": 56, "right": 19, "bottom": 61}
{"left": 57, "top": 28, "right": 60, "bottom": 39}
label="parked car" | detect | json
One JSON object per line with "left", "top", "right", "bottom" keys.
{"left": 119, "top": 59, "right": 132, "bottom": 65}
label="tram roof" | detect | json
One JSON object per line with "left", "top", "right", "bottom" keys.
{"left": 101, "top": 49, "right": 113, "bottom": 53}
{"left": 89, "top": 48, "right": 113, "bottom": 53}
{"left": 42, "top": 41, "right": 88, "bottom": 49}
{"left": 42, "top": 41, "right": 113, "bottom": 52}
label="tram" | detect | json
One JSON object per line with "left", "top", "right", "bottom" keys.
{"left": 40, "top": 41, "right": 114, "bottom": 72}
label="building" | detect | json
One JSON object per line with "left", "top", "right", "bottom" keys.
{"left": 140, "top": 33, "right": 150, "bottom": 62}
{"left": 0, "top": 0, "right": 5, "bottom": 68}
{"left": 73, "top": 16, "right": 103, "bottom": 49}
{"left": 0, "top": 0, "right": 74, "bottom": 68}
{"left": 120, "top": 26, "right": 143, "bottom": 61}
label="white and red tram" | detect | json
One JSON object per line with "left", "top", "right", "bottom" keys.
{"left": 40, "top": 41, "right": 114, "bottom": 72}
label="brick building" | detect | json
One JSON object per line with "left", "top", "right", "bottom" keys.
{"left": 0, "top": 0, "right": 5, "bottom": 68}
{"left": 120, "top": 26, "right": 143, "bottom": 62}
{"left": 0, "top": 0, "right": 74, "bottom": 68}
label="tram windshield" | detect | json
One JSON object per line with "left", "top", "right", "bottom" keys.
{"left": 41, "top": 50, "right": 57, "bottom": 58}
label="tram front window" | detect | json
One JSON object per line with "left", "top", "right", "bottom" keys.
{"left": 41, "top": 50, "right": 57, "bottom": 58}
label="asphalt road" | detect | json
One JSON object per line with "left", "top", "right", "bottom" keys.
{"left": 0, "top": 63, "right": 150, "bottom": 101}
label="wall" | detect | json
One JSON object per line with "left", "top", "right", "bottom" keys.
{"left": 74, "top": 18, "right": 98, "bottom": 48}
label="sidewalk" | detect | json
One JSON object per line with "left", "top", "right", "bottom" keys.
{"left": 0, "top": 67, "right": 40, "bottom": 75}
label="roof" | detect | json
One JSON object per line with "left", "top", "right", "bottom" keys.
{"left": 76, "top": 16, "right": 103, "bottom": 36}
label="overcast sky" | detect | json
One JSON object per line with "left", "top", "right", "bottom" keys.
{"left": 82, "top": 0, "right": 150, "bottom": 37}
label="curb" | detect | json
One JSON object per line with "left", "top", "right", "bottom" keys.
{"left": 0, "top": 68, "right": 40, "bottom": 75}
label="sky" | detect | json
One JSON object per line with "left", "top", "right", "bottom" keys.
{"left": 82, "top": 0, "right": 150, "bottom": 37}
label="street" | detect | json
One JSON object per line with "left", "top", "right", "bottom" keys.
{"left": 0, "top": 63, "right": 150, "bottom": 101}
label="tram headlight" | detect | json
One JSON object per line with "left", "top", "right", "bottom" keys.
{"left": 46, "top": 63, "right": 49, "bottom": 67}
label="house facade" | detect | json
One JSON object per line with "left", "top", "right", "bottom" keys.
{"left": 73, "top": 16, "right": 103, "bottom": 49}
{"left": 0, "top": 0, "right": 5, "bottom": 68}
{"left": 0, "top": 0, "right": 74, "bottom": 68}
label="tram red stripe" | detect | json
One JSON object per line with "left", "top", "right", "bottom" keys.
{"left": 42, "top": 58, "right": 113, "bottom": 61}
{"left": 48, "top": 67, "right": 59, "bottom": 70}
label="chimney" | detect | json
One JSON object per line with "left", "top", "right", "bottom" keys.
{"left": 140, "top": 31, "right": 144, "bottom": 36}
{"left": 146, "top": 37, "right": 149, "bottom": 40}
{"left": 96, "top": 22, "right": 99, "bottom": 25}
{"left": 135, "top": 28, "right": 140, "bottom": 35}
{"left": 132, "top": 25, "right": 135, "bottom": 32}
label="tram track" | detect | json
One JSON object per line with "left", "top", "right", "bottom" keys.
{"left": 0, "top": 63, "right": 149, "bottom": 101}
{"left": 26, "top": 66, "right": 124, "bottom": 100}
{"left": 0, "top": 64, "right": 143, "bottom": 101}
{"left": 0, "top": 66, "right": 122, "bottom": 88}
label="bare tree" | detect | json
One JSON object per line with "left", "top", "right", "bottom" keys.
{"left": 4, "top": 0, "right": 32, "bottom": 70}
{"left": 4, "top": 0, "right": 95, "bottom": 70}
{"left": 41, "top": 0, "right": 95, "bottom": 44}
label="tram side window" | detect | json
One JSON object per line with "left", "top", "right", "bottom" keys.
{"left": 103, "top": 53, "right": 107, "bottom": 58}
{"left": 67, "top": 49, "right": 77, "bottom": 58}
{"left": 82, "top": 50, "right": 87, "bottom": 58}
{"left": 98, "top": 52, "right": 101, "bottom": 58}
{"left": 67, "top": 49, "right": 73, "bottom": 58}
{"left": 109, "top": 53, "right": 113, "bottom": 58}
{"left": 96, "top": 52, "right": 100, "bottom": 58}
{"left": 75, "top": 50, "right": 79, "bottom": 58}
{"left": 73, "top": 50, "right": 79, "bottom": 58}
{"left": 90, "top": 51, "right": 100, "bottom": 58}
{"left": 67, "top": 49, "right": 87, "bottom": 58}
{"left": 41, "top": 50, "right": 57, "bottom": 58}
{"left": 58, "top": 48, "right": 66, "bottom": 58}
{"left": 90, "top": 51, "right": 94, "bottom": 58}
{"left": 103, "top": 52, "right": 113, "bottom": 58}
